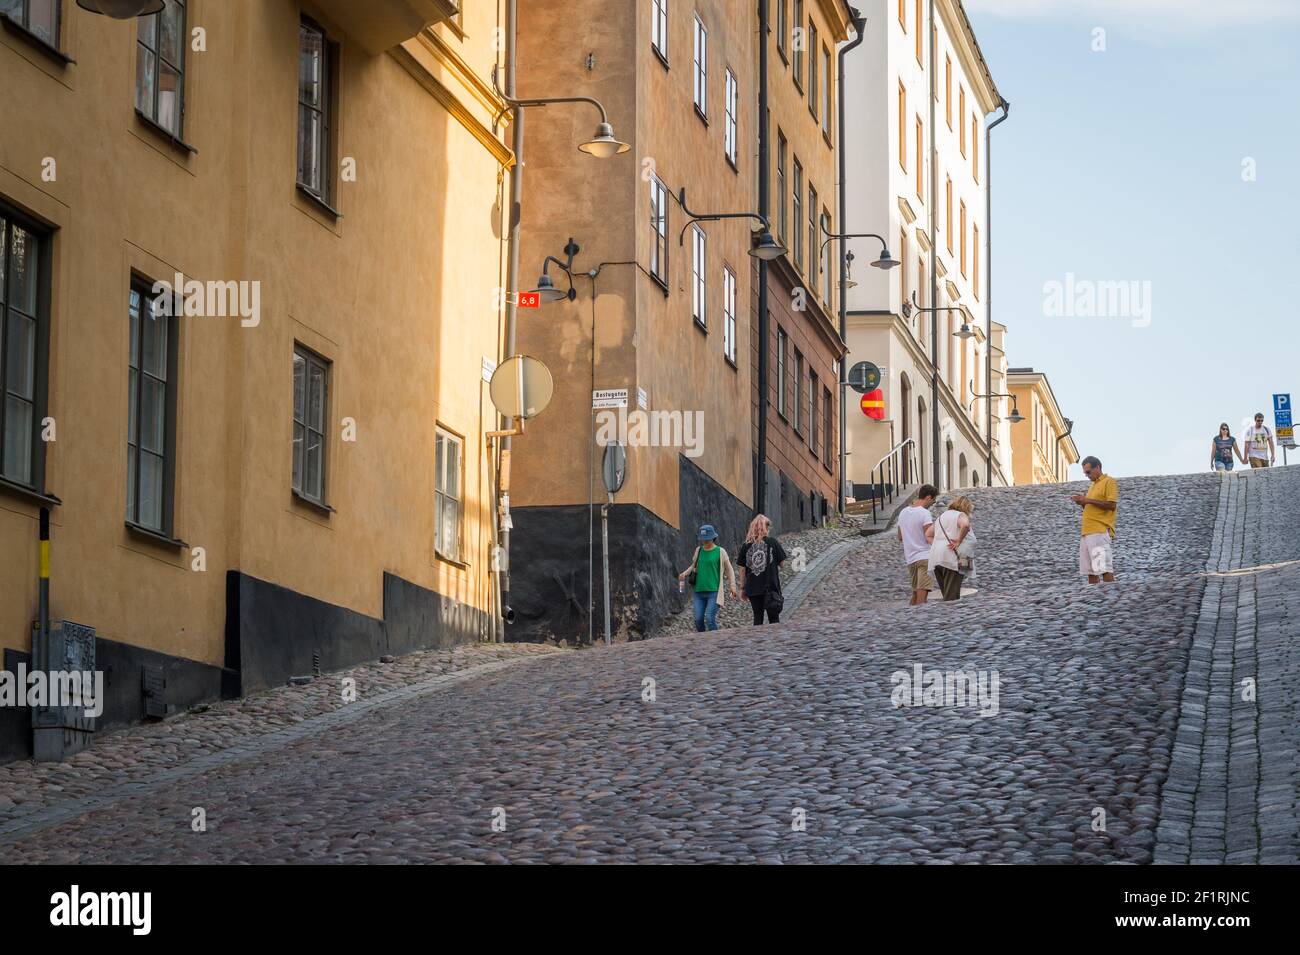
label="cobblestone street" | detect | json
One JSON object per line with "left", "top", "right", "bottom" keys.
{"left": 2, "top": 468, "right": 1297, "bottom": 863}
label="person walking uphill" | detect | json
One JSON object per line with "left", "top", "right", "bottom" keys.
{"left": 738, "top": 514, "right": 787, "bottom": 625}
{"left": 1072, "top": 456, "right": 1118, "bottom": 584}
{"left": 897, "top": 485, "right": 938, "bottom": 605}
{"left": 926, "top": 496, "right": 976, "bottom": 601}
{"left": 678, "top": 524, "right": 738, "bottom": 632}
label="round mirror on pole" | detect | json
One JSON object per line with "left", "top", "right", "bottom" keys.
{"left": 602, "top": 443, "right": 627, "bottom": 495}
{"left": 489, "top": 355, "right": 554, "bottom": 421}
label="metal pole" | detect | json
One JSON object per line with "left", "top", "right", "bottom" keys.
{"left": 985, "top": 101, "right": 1009, "bottom": 486}
{"left": 927, "top": 0, "right": 940, "bottom": 489}
{"left": 755, "top": 0, "right": 771, "bottom": 515}
{"left": 601, "top": 494, "right": 612, "bottom": 646}
{"left": 497, "top": 0, "right": 525, "bottom": 640}
{"left": 837, "top": 8, "right": 867, "bottom": 516}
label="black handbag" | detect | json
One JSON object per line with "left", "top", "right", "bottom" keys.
{"left": 686, "top": 547, "right": 698, "bottom": 587}
{"left": 764, "top": 588, "right": 784, "bottom": 613}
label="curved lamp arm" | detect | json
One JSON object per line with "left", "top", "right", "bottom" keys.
{"left": 677, "top": 187, "right": 771, "bottom": 246}
{"left": 491, "top": 66, "right": 612, "bottom": 128}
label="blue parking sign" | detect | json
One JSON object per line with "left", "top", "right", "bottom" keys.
{"left": 1274, "top": 394, "right": 1293, "bottom": 442}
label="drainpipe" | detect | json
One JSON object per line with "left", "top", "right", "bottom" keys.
{"left": 755, "top": 0, "right": 770, "bottom": 515}
{"left": 984, "top": 99, "right": 1009, "bottom": 486}
{"left": 928, "top": 0, "right": 939, "bottom": 487}
{"left": 837, "top": 7, "right": 867, "bottom": 516}
{"left": 498, "top": 0, "right": 525, "bottom": 639}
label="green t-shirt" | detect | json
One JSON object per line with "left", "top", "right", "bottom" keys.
{"left": 694, "top": 546, "right": 721, "bottom": 593}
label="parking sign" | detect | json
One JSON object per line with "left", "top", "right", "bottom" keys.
{"left": 1274, "top": 393, "right": 1293, "bottom": 443}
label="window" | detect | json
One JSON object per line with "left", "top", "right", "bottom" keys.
{"left": 136, "top": 1, "right": 186, "bottom": 139}
{"left": 972, "top": 115, "right": 980, "bottom": 182}
{"left": 776, "top": 327, "right": 788, "bottom": 418}
{"left": 821, "top": 211, "right": 832, "bottom": 303}
{"left": 915, "top": 115, "right": 923, "bottom": 200}
{"left": 435, "top": 429, "right": 462, "bottom": 562}
{"left": 792, "top": 158, "right": 803, "bottom": 268}
{"left": 724, "top": 68, "right": 738, "bottom": 165}
{"left": 945, "top": 56, "right": 952, "bottom": 128}
{"left": 126, "top": 279, "right": 178, "bottom": 534}
{"left": 693, "top": 15, "right": 707, "bottom": 116}
{"left": 691, "top": 224, "right": 707, "bottom": 327}
{"left": 792, "top": 0, "right": 804, "bottom": 90}
{"left": 959, "top": 86, "right": 967, "bottom": 156}
{"left": 651, "top": 0, "right": 668, "bottom": 60}
{"left": 775, "top": 130, "right": 787, "bottom": 242}
{"left": 808, "top": 184, "right": 818, "bottom": 289}
{"left": 722, "top": 266, "right": 737, "bottom": 364}
{"left": 794, "top": 350, "right": 804, "bottom": 435}
{"left": 776, "top": 0, "right": 788, "bottom": 60}
{"left": 973, "top": 224, "right": 980, "bottom": 299}
{"left": 808, "top": 22, "right": 818, "bottom": 117}
{"left": 960, "top": 200, "right": 967, "bottom": 277}
{"left": 899, "top": 228, "right": 908, "bottom": 307}
{"left": 0, "top": 210, "right": 47, "bottom": 489}
{"left": 897, "top": 82, "right": 906, "bottom": 171}
{"left": 809, "top": 371, "right": 819, "bottom": 454}
{"left": 821, "top": 46, "right": 831, "bottom": 136}
{"left": 945, "top": 176, "right": 953, "bottom": 254}
{"left": 914, "top": 0, "right": 922, "bottom": 64}
{"left": 649, "top": 176, "right": 669, "bottom": 286}
{"left": 823, "top": 385, "right": 833, "bottom": 466}
{"left": 297, "top": 19, "right": 335, "bottom": 205}
{"left": 292, "top": 345, "right": 329, "bottom": 506}
{"left": 4, "top": 0, "right": 59, "bottom": 47}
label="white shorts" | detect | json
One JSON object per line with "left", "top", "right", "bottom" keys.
{"left": 1080, "top": 533, "right": 1113, "bottom": 576}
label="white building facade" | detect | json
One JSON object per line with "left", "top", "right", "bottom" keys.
{"left": 842, "top": 0, "right": 1011, "bottom": 493}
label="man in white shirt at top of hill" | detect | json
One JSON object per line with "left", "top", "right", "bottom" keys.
{"left": 896, "top": 485, "right": 939, "bottom": 606}
{"left": 1244, "top": 412, "right": 1275, "bottom": 469}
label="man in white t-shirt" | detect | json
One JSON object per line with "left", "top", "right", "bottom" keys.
{"left": 1244, "top": 413, "right": 1275, "bottom": 469}
{"left": 896, "top": 485, "right": 938, "bottom": 605}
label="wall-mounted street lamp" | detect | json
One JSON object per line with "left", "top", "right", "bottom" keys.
{"left": 527, "top": 239, "right": 581, "bottom": 304}
{"left": 76, "top": 0, "right": 163, "bottom": 16}
{"left": 678, "top": 188, "right": 785, "bottom": 260}
{"left": 492, "top": 69, "right": 629, "bottom": 157}
{"left": 819, "top": 225, "right": 901, "bottom": 272}
{"left": 969, "top": 388, "right": 1024, "bottom": 425}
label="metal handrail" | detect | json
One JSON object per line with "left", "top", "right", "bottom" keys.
{"left": 869, "top": 437, "right": 918, "bottom": 524}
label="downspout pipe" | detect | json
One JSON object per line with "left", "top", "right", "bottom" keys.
{"left": 928, "top": 0, "right": 939, "bottom": 487}
{"left": 499, "top": 0, "right": 524, "bottom": 637}
{"left": 984, "top": 99, "right": 1009, "bottom": 487}
{"left": 755, "top": 0, "right": 770, "bottom": 515}
{"left": 837, "top": 7, "right": 867, "bottom": 516}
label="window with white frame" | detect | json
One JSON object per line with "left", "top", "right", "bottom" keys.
{"left": 297, "top": 18, "right": 335, "bottom": 205}
{"left": 3, "top": 0, "right": 58, "bottom": 46}
{"left": 722, "top": 265, "right": 736, "bottom": 364}
{"left": 775, "top": 327, "right": 788, "bottom": 418}
{"left": 651, "top": 0, "right": 668, "bottom": 60}
{"left": 724, "top": 68, "right": 738, "bottom": 165}
{"left": 792, "top": 158, "right": 803, "bottom": 267}
{"left": 435, "top": 428, "right": 463, "bottom": 562}
{"left": 126, "top": 279, "right": 178, "bottom": 535}
{"left": 292, "top": 345, "right": 329, "bottom": 506}
{"left": 821, "top": 211, "right": 832, "bottom": 303}
{"left": 649, "top": 176, "right": 669, "bottom": 286}
{"left": 691, "top": 224, "right": 707, "bottom": 326}
{"left": 693, "top": 15, "right": 708, "bottom": 116}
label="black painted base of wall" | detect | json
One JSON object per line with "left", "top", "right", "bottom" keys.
{"left": 1, "top": 570, "right": 487, "bottom": 764}
{"left": 508, "top": 454, "right": 753, "bottom": 644}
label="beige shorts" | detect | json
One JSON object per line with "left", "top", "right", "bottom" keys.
{"left": 908, "top": 560, "right": 933, "bottom": 592}
{"left": 1249, "top": 457, "right": 1270, "bottom": 469}
{"left": 1080, "top": 533, "right": 1113, "bottom": 576}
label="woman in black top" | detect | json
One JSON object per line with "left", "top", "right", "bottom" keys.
{"left": 737, "top": 514, "right": 787, "bottom": 625}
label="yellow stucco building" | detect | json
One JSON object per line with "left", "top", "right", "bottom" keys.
{"left": 0, "top": 0, "right": 511, "bottom": 759}
{"left": 1008, "top": 366, "right": 1078, "bottom": 484}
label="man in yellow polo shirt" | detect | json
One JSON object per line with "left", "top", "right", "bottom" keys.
{"left": 1071, "top": 455, "right": 1118, "bottom": 584}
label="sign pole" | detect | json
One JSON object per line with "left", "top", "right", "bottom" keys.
{"left": 601, "top": 494, "right": 612, "bottom": 646}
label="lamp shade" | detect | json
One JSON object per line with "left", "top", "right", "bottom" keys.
{"left": 954, "top": 323, "right": 975, "bottom": 340}
{"left": 749, "top": 231, "right": 786, "bottom": 260}
{"left": 1008, "top": 406, "right": 1025, "bottom": 424}
{"left": 579, "top": 122, "right": 630, "bottom": 158}
{"left": 76, "top": 0, "right": 165, "bottom": 17}
{"left": 871, "top": 248, "right": 900, "bottom": 270}
{"left": 530, "top": 273, "right": 567, "bottom": 303}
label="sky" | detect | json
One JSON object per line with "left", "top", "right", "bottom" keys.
{"left": 963, "top": 0, "right": 1300, "bottom": 478}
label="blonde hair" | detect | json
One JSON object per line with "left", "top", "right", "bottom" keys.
{"left": 947, "top": 496, "right": 974, "bottom": 516}
{"left": 745, "top": 514, "right": 771, "bottom": 544}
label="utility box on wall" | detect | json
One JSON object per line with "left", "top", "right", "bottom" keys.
{"left": 31, "top": 620, "right": 97, "bottom": 763}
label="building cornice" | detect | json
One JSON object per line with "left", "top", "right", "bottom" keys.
{"left": 389, "top": 42, "right": 513, "bottom": 167}
{"left": 938, "top": 0, "right": 1004, "bottom": 114}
